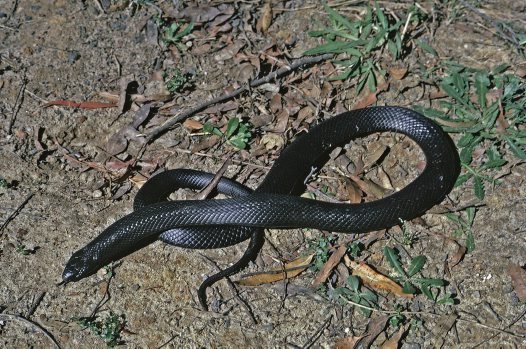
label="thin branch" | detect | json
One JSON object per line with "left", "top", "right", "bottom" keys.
{"left": 0, "top": 314, "right": 62, "bottom": 349}
{"left": 145, "top": 54, "right": 334, "bottom": 142}
{"left": 8, "top": 78, "right": 26, "bottom": 135}
{"left": 343, "top": 299, "right": 525, "bottom": 339}
{"left": 0, "top": 193, "right": 33, "bottom": 235}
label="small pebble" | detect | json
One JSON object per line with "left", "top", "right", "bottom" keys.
{"left": 68, "top": 50, "right": 80, "bottom": 63}
{"left": 92, "top": 189, "right": 103, "bottom": 198}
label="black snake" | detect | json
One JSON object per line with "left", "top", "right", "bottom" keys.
{"left": 62, "top": 106, "right": 460, "bottom": 309}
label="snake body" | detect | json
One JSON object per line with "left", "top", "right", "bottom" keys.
{"left": 62, "top": 107, "right": 460, "bottom": 308}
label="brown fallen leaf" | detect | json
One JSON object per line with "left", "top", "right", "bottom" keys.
{"left": 380, "top": 324, "right": 408, "bottom": 349}
{"left": 345, "top": 256, "right": 413, "bottom": 299}
{"left": 447, "top": 242, "right": 467, "bottom": 268}
{"left": 430, "top": 314, "right": 458, "bottom": 348}
{"left": 364, "top": 144, "right": 388, "bottom": 169}
{"left": 333, "top": 335, "right": 363, "bottom": 349}
{"left": 42, "top": 100, "right": 117, "bottom": 109}
{"left": 357, "top": 315, "right": 389, "bottom": 348}
{"left": 507, "top": 263, "right": 526, "bottom": 301}
{"left": 258, "top": 2, "right": 273, "bottom": 33}
{"left": 130, "top": 174, "right": 148, "bottom": 188}
{"left": 312, "top": 244, "right": 348, "bottom": 288}
{"left": 183, "top": 119, "right": 204, "bottom": 131}
{"left": 236, "top": 254, "right": 314, "bottom": 286}
{"left": 354, "top": 82, "right": 388, "bottom": 109}
{"left": 376, "top": 167, "right": 394, "bottom": 191}
{"left": 389, "top": 67, "right": 408, "bottom": 80}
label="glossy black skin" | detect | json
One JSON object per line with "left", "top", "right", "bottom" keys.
{"left": 62, "top": 107, "right": 460, "bottom": 309}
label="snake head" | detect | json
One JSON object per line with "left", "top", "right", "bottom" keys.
{"left": 62, "top": 249, "right": 98, "bottom": 283}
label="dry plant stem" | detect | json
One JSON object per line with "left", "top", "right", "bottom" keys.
{"left": 0, "top": 314, "right": 62, "bottom": 349}
{"left": 7, "top": 79, "right": 25, "bottom": 135}
{"left": 0, "top": 193, "right": 33, "bottom": 235}
{"left": 343, "top": 299, "right": 525, "bottom": 340}
{"left": 192, "top": 159, "right": 232, "bottom": 200}
{"left": 459, "top": 0, "right": 521, "bottom": 49}
{"left": 199, "top": 254, "right": 257, "bottom": 324}
{"left": 470, "top": 309, "right": 526, "bottom": 348}
{"left": 169, "top": 147, "right": 271, "bottom": 170}
{"left": 145, "top": 54, "right": 334, "bottom": 142}
{"left": 26, "top": 291, "right": 46, "bottom": 318}
{"left": 301, "top": 315, "right": 332, "bottom": 349}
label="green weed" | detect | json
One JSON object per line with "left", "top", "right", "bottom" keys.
{"left": 383, "top": 246, "right": 452, "bottom": 303}
{"left": 203, "top": 117, "right": 252, "bottom": 150}
{"left": 333, "top": 275, "right": 378, "bottom": 317}
{"left": 444, "top": 206, "right": 476, "bottom": 253}
{"left": 76, "top": 312, "right": 126, "bottom": 348}
{"left": 164, "top": 68, "right": 188, "bottom": 93}
{"left": 304, "top": 2, "right": 425, "bottom": 93}
{"left": 415, "top": 64, "right": 526, "bottom": 200}
{"left": 155, "top": 16, "right": 194, "bottom": 50}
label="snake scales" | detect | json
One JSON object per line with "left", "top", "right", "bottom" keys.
{"left": 62, "top": 106, "right": 460, "bottom": 309}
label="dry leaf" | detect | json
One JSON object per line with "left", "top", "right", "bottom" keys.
{"left": 191, "top": 135, "right": 221, "bottom": 153}
{"left": 389, "top": 67, "right": 408, "bottom": 80}
{"left": 269, "top": 109, "right": 289, "bottom": 133}
{"left": 261, "top": 133, "right": 285, "bottom": 150}
{"left": 236, "top": 254, "right": 314, "bottom": 286}
{"left": 430, "top": 314, "right": 458, "bottom": 348}
{"left": 183, "top": 119, "right": 204, "bottom": 131}
{"left": 130, "top": 174, "right": 148, "bottom": 188}
{"left": 312, "top": 244, "right": 347, "bottom": 288}
{"left": 380, "top": 324, "right": 408, "bottom": 349}
{"left": 258, "top": 2, "right": 273, "bottom": 33}
{"left": 507, "top": 263, "right": 526, "bottom": 301}
{"left": 336, "top": 178, "right": 362, "bottom": 204}
{"left": 345, "top": 257, "right": 413, "bottom": 299}
{"left": 365, "top": 144, "right": 388, "bottom": 169}
{"left": 447, "top": 243, "right": 466, "bottom": 268}
{"left": 354, "top": 82, "right": 388, "bottom": 109}
{"left": 333, "top": 335, "right": 363, "bottom": 349}
{"left": 357, "top": 315, "right": 389, "bottom": 348}
{"left": 376, "top": 167, "right": 393, "bottom": 190}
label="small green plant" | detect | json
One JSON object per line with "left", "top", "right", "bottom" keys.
{"left": 388, "top": 305, "right": 407, "bottom": 327}
{"left": 398, "top": 219, "right": 419, "bottom": 247}
{"left": 304, "top": 2, "right": 425, "bottom": 93}
{"left": 415, "top": 64, "right": 526, "bottom": 200}
{"left": 76, "top": 312, "right": 126, "bottom": 348}
{"left": 307, "top": 234, "right": 338, "bottom": 272}
{"left": 444, "top": 206, "right": 476, "bottom": 253}
{"left": 333, "top": 275, "right": 378, "bottom": 317}
{"left": 15, "top": 243, "right": 35, "bottom": 255}
{"left": 203, "top": 117, "right": 252, "bottom": 150}
{"left": 158, "top": 18, "right": 194, "bottom": 50}
{"left": 383, "top": 246, "right": 449, "bottom": 302}
{"left": 0, "top": 177, "right": 8, "bottom": 189}
{"left": 165, "top": 68, "right": 188, "bottom": 93}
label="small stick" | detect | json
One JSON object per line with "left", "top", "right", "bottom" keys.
{"left": 7, "top": 79, "right": 26, "bottom": 135}
{"left": 301, "top": 315, "right": 332, "bottom": 349}
{"left": 0, "top": 314, "right": 62, "bottom": 349}
{"left": 192, "top": 159, "right": 232, "bottom": 200}
{"left": 26, "top": 291, "right": 46, "bottom": 318}
{"left": 145, "top": 54, "right": 334, "bottom": 142}
{"left": 0, "top": 193, "right": 34, "bottom": 235}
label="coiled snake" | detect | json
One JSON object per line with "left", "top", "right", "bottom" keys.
{"left": 62, "top": 106, "right": 460, "bottom": 309}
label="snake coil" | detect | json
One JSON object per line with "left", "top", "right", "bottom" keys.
{"left": 62, "top": 107, "right": 460, "bottom": 309}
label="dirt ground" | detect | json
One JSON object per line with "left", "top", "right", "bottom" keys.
{"left": 1, "top": 1, "right": 525, "bottom": 348}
